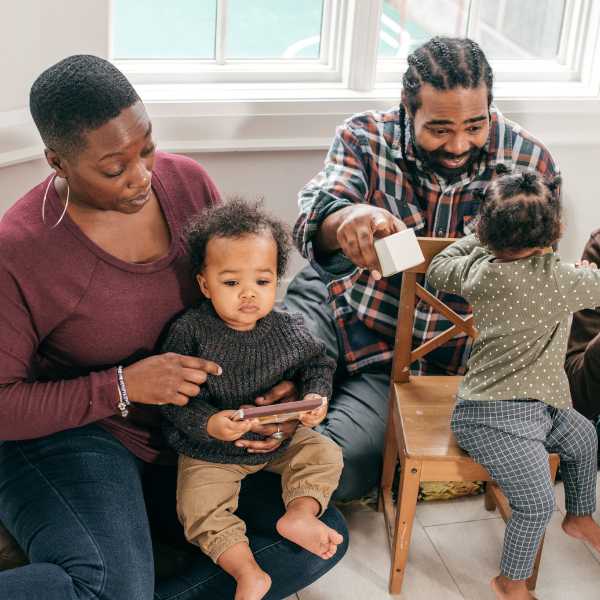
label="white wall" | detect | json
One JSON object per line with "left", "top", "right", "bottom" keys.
{"left": 0, "top": 139, "right": 598, "bottom": 277}
{"left": 0, "top": 1, "right": 109, "bottom": 113}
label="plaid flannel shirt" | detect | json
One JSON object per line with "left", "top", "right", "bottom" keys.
{"left": 294, "top": 105, "right": 559, "bottom": 375}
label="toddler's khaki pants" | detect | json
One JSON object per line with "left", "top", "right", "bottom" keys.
{"left": 176, "top": 426, "right": 343, "bottom": 562}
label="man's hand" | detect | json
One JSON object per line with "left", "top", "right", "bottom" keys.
{"left": 299, "top": 394, "right": 328, "bottom": 428}
{"left": 318, "top": 205, "right": 405, "bottom": 280}
{"left": 207, "top": 410, "right": 256, "bottom": 442}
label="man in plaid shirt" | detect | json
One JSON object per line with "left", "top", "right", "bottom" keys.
{"left": 285, "top": 37, "right": 559, "bottom": 501}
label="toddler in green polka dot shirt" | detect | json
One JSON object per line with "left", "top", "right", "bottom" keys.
{"left": 427, "top": 169, "right": 600, "bottom": 600}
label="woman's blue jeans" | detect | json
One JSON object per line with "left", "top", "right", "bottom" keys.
{"left": 0, "top": 424, "right": 348, "bottom": 600}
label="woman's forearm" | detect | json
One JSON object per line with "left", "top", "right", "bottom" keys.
{"left": 0, "top": 370, "right": 119, "bottom": 440}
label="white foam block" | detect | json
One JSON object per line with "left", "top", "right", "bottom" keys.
{"left": 374, "top": 228, "right": 425, "bottom": 277}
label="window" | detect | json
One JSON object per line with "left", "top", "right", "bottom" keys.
{"left": 112, "top": 0, "right": 217, "bottom": 60}
{"left": 111, "top": 0, "right": 600, "bottom": 94}
{"left": 112, "top": 0, "right": 326, "bottom": 61}
{"left": 376, "top": 0, "right": 596, "bottom": 87}
{"left": 378, "top": 0, "right": 565, "bottom": 60}
{"left": 112, "top": 0, "right": 344, "bottom": 83}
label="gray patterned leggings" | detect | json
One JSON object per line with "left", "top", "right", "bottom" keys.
{"left": 452, "top": 399, "right": 598, "bottom": 580}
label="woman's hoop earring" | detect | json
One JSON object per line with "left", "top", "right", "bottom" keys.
{"left": 41, "top": 174, "right": 69, "bottom": 229}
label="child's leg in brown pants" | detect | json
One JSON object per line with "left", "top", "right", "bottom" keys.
{"left": 266, "top": 427, "right": 344, "bottom": 559}
{"left": 176, "top": 455, "right": 270, "bottom": 599}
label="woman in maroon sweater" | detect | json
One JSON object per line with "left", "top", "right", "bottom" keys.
{"left": 0, "top": 55, "right": 347, "bottom": 600}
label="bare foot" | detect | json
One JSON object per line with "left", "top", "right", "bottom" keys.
{"left": 234, "top": 566, "right": 271, "bottom": 600}
{"left": 562, "top": 513, "right": 600, "bottom": 553}
{"left": 491, "top": 576, "right": 536, "bottom": 600}
{"left": 217, "top": 542, "right": 271, "bottom": 600}
{"left": 276, "top": 498, "right": 343, "bottom": 559}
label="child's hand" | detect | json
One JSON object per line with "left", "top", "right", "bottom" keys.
{"left": 575, "top": 259, "right": 598, "bottom": 270}
{"left": 299, "top": 394, "right": 328, "bottom": 428}
{"left": 207, "top": 410, "right": 257, "bottom": 442}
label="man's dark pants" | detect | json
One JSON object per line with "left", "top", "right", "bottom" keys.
{"left": 284, "top": 265, "right": 390, "bottom": 501}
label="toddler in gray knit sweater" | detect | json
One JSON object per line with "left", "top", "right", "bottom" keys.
{"left": 427, "top": 170, "right": 600, "bottom": 600}
{"left": 161, "top": 199, "right": 343, "bottom": 600}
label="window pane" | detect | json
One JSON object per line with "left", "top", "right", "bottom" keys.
{"left": 378, "top": 0, "right": 565, "bottom": 60}
{"left": 379, "top": 0, "right": 468, "bottom": 58}
{"left": 477, "top": 0, "right": 565, "bottom": 59}
{"left": 112, "top": 0, "right": 216, "bottom": 59}
{"left": 226, "top": 0, "right": 324, "bottom": 59}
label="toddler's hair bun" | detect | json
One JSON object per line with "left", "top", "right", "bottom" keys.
{"left": 519, "top": 171, "right": 538, "bottom": 192}
{"left": 546, "top": 175, "right": 562, "bottom": 193}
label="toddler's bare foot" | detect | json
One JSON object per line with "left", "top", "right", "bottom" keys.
{"left": 217, "top": 542, "right": 271, "bottom": 600}
{"left": 562, "top": 513, "right": 600, "bottom": 553}
{"left": 234, "top": 566, "right": 271, "bottom": 600}
{"left": 491, "top": 575, "right": 536, "bottom": 599}
{"left": 276, "top": 497, "right": 343, "bottom": 559}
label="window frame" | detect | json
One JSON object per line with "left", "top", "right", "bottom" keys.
{"left": 376, "top": 0, "right": 594, "bottom": 85}
{"left": 112, "top": 0, "right": 600, "bottom": 98}
{"left": 111, "top": 0, "right": 350, "bottom": 85}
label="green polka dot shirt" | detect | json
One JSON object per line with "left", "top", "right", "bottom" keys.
{"left": 426, "top": 234, "right": 600, "bottom": 408}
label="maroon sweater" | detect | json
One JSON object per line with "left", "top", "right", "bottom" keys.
{"left": 0, "top": 152, "right": 219, "bottom": 463}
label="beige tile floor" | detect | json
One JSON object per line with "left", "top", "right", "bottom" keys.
{"left": 287, "top": 473, "right": 600, "bottom": 600}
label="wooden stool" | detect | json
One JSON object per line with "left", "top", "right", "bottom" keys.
{"left": 378, "top": 237, "right": 560, "bottom": 595}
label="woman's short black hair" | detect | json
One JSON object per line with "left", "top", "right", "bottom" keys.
{"left": 30, "top": 54, "right": 140, "bottom": 157}
{"left": 476, "top": 168, "right": 562, "bottom": 253}
{"left": 187, "top": 198, "right": 292, "bottom": 278}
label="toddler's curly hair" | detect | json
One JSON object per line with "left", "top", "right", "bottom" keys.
{"left": 186, "top": 197, "right": 291, "bottom": 278}
{"left": 476, "top": 166, "right": 562, "bottom": 253}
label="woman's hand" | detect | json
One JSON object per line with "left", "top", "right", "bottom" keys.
{"left": 299, "top": 394, "right": 328, "bottom": 428}
{"left": 234, "top": 380, "right": 301, "bottom": 453}
{"left": 207, "top": 410, "right": 257, "bottom": 442}
{"left": 234, "top": 419, "right": 299, "bottom": 454}
{"left": 253, "top": 379, "right": 298, "bottom": 406}
{"left": 123, "top": 353, "right": 222, "bottom": 406}
{"left": 250, "top": 379, "right": 300, "bottom": 441}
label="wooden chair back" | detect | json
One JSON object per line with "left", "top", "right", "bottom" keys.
{"left": 391, "top": 237, "right": 477, "bottom": 384}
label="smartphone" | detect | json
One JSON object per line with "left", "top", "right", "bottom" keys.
{"left": 232, "top": 397, "right": 325, "bottom": 424}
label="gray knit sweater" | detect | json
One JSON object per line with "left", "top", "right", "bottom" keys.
{"left": 160, "top": 302, "right": 335, "bottom": 464}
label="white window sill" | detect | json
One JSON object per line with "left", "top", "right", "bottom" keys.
{"left": 1, "top": 82, "right": 599, "bottom": 169}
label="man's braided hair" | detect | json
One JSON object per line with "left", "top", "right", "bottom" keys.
{"left": 402, "top": 37, "right": 493, "bottom": 114}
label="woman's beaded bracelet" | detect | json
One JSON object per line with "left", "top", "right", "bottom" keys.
{"left": 116, "top": 365, "right": 131, "bottom": 418}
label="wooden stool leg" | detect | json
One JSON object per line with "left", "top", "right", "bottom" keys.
{"left": 389, "top": 459, "right": 421, "bottom": 595}
{"left": 527, "top": 537, "right": 545, "bottom": 591}
{"left": 379, "top": 403, "right": 398, "bottom": 513}
{"left": 527, "top": 454, "right": 560, "bottom": 591}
